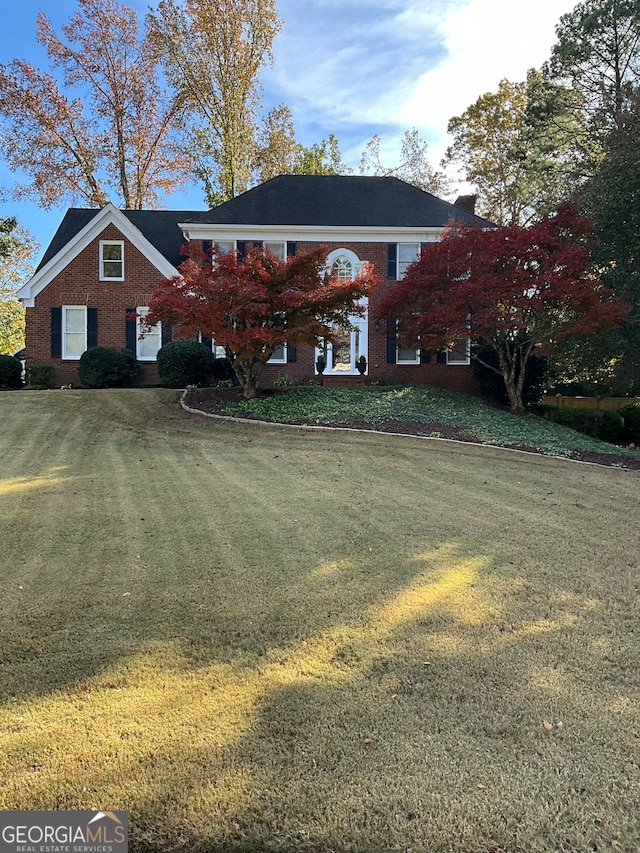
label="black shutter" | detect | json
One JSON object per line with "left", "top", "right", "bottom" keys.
{"left": 386, "top": 318, "right": 397, "bottom": 363}
{"left": 201, "top": 336, "right": 213, "bottom": 351}
{"left": 436, "top": 351, "right": 447, "bottom": 364}
{"left": 253, "top": 240, "right": 263, "bottom": 249}
{"left": 202, "top": 240, "right": 212, "bottom": 259}
{"left": 387, "top": 244, "right": 397, "bottom": 279}
{"left": 287, "top": 343, "right": 296, "bottom": 363}
{"left": 51, "top": 307, "right": 62, "bottom": 358}
{"left": 161, "top": 323, "right": 172, "bottom": 346}
{"left": 125, "top": 308, "right": 137, "bottom": 352}
{"left": 287, "top": 242, "right": 296, "bottom": 258}
{"left": 87, "top": 308, "right": 98, "bottom": 349}
{"left": 420, "top": 349, "right": 431, "bottom": 363}
{"left": 237, "top": 241, "right": 246, "bottom": 260}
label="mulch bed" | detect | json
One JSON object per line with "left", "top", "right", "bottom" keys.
{"left": 183, "top": 387, "right": 640, "bottom": 469}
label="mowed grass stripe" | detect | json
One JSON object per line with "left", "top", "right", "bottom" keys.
{"left": 0, "top": 389, "right": 638, "bottom": 852}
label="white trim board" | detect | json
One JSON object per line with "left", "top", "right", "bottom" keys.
{"left": 17, "top": 204, "right": 181, "bottom": 307}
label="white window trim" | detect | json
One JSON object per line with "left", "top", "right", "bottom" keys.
{"left": 319, "top": 250, "right": 369, "bottom": 375}
{"left": 396, "top": 243, "right": 421, "bottom": 280}
{"left": 263, "top": 241, "right": 287, "bottom": 261}
{"left": 267, "top": 343, "right": 287, "bottom": 364}
{"left": 446, "top": 338, "right": 471, "bottom": 365}
{"left": 213, "top": 240, "right": 237, "bottom": 254}
{"left": 396, "top": 347, "right": 420, "bottom": 365}
{"left": 326, "top": 247, "right": 363, "bottom": 276}
{"left": 62, "top": 305, "right": 87, "bottom": 361}
{"left": 99, "top": 240, "right": 124, "bottom": 281}
{"left": 198, "top": 333, "right": 226, "bottom": 359}
{"left": 136, "top": 307, "right": 162, "bottom": 362}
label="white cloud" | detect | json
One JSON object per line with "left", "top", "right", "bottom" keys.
{"left": 266, "top": 0, "right": 579, "bottom": 177}
{"left": 396, "top": 0, "right": 579, "bottom": 161}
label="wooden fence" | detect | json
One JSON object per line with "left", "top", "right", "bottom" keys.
{"left": 542, "top": 394, "right": 640, "bottom": 412}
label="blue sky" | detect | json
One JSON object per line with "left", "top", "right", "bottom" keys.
{"left": 0, "top": 0, "right": 578, "bottom": 262}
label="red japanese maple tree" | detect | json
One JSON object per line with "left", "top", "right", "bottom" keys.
{"left": 145, "top": 243, "right": 378, "bottom": 397}
{"left": 378, "top": 203, "right": 627, "bottom": 413}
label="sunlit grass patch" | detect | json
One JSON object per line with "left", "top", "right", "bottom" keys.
{"left": 0, "top": 389, "right": 638, "bottom": 852}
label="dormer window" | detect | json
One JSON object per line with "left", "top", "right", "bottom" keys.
{"left": 100, "top": 241, "right": 124, "bottom": 280}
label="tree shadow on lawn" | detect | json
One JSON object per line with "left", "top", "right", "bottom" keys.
{"left": 0, "top": 538, "right": 637, "bottom": 852}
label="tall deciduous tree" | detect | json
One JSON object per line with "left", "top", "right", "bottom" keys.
{"left": 0, "top": 218, "right": 38, "bottom": 354}
{"left": 445, "top": 79, "right": 529, "bottom": 224}
{"left": 360, "top": 128, "right": 449, "bottom": 196}
{"left": 254, "top": 104, "right": 300, "bottom": 183}
{"left": 148, "top": 0, "right": 281, "bottom": 206}
{"left": 0, "top": 0, "right": 188, "bottom": 209}
{"left": 377, "top": 204, "right": 626, "bottom": 413}
{"left": 293, "top": 134, "right": 352, "bottom": 176}
{"left": 145, "top": 244, "right": 378, "bottom": 398}
{"left": 445, "top": 76, "right": 579, "bottom": 225}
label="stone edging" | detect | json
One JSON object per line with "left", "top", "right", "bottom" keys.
{"left": 179, "top": 391, "right": 633, "bottom": 470}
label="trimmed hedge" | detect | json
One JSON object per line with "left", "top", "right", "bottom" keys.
{"left": 157, "top": 340, "right": 233, "bottom": 388}
{"left": 78, "top": 347, "right": 142, "bottom": 388}
{"left": 0, "top": 354, "right": 22, "bottom": 389}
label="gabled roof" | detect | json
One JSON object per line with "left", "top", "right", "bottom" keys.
{"left": 20, "top": 177, "right": 494, "bottom": 306}
{"left": 37, "top": 207, "right": 197, "bottom": 271}
{"left": 18, "top": 204, "right": 192, "bottom": 307}
{"left": 185, "top": 175, "right": 493, "bottom": 228}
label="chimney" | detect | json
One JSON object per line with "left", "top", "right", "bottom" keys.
{"left": 454, "top": 194, "right": 477, "bottom": 215}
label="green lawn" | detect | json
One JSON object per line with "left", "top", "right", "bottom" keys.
{"left": 186, "top": 383, "right": 640, "bottom": 467}
{"left": 1, "top": 388, "right": 639, "bottom": 852}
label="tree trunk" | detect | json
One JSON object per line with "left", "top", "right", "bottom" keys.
{"left": 502, "top": 373, "right": 525, "bottom": 414}
{"left": 241, "top": 373, "right": 258, "bottom": 399}
{"left": 496, "top": 345, "right": 525, "bottom": 414}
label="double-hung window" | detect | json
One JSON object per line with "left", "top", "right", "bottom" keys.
{"left": 264, "top": 241, "right": 286, "bottom": 261}
{"left": 398, "top": 244, "right": 420, "bottom": 278}
{"left": 62, "top": 306, "right": 87, "bottom": 359}
{"left": 446, "top": 338, "right": 471, "bottom": 365}
{"left": 100, "top": 241, "right": 124, "bottom": 280}
{"left": 397, "top": 345, "right": 420, "bottom": 365}
{"left": 268, "top": 343, "right": 287, "bottom": 364}
{"left": 136, "top": 307, "right": 162, "bottom": 361}
{"left": 388, "top": 244, "right": 421, "bottom": 280}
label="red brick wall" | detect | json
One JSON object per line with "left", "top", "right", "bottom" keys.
{"left": 261, "top": 240, "right": 479, "bottom": 396}
{"left": 26, "top": 223, "right": 168, "bottom": 385}
{"left": 26, "top": 231, "right": 479, "bottom": 395}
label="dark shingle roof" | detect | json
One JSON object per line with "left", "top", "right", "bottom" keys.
{"left": 37, "top": 208, "right": 198, "bottom": 271}
{"left": 37, "top": 176, "right": 493, "bottom": 272}
{"left": 186, "top": 175, "right": 493, "bottom": 228}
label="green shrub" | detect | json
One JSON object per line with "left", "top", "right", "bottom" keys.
{"left": 26, "top": 363, "right": 55, "bottom": 389}
{"left": 156, "top": 340, "right": 221, "bottom": 388}
{"left": 600, "top": 410, "right": 625, "bottom": 444}
{"left": 473, "top": 344, "right": 547, "bottom": 408}
{"left": 618, "top": 402, "right": 640, "bottom": 444}
{"left": 0, "top": 354, "right": 22, "bottom": 389}
{"left": 78, "top": 347, "right": 142, "bottom": 388}
{"left": 273, "top": 375, "right": 294, "bottom": 387}
{"left": 544, "top": 406, "right": 624, "bottom": 443}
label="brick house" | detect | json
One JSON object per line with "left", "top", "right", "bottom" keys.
{"left": 17, "top": 175, "right": 491, "bottom": 390}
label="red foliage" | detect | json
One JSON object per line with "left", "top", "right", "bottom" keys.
{"left": 145, "top": 243, "right": 378, "bottom": 396}
{"left": 378, "top": 203, "right": 628, "bottom": 411}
